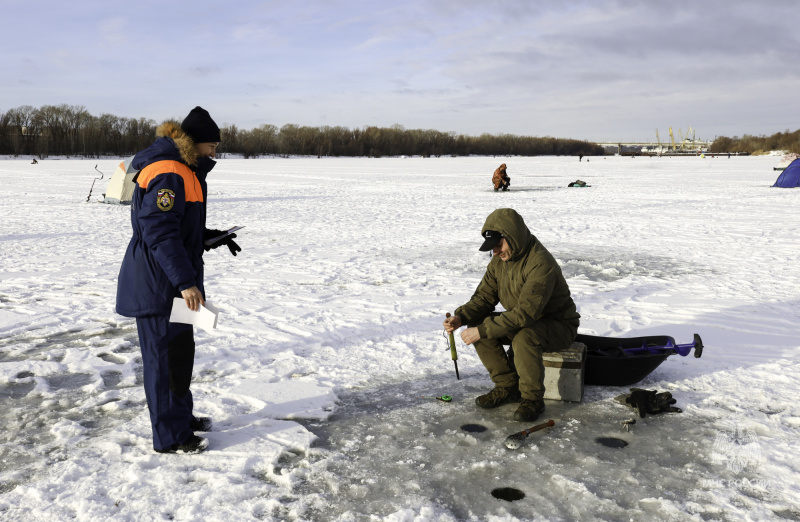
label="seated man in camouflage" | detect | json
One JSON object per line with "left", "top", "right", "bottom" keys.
{"left": 444, "top": 208, "right": 580, "bottom": 421}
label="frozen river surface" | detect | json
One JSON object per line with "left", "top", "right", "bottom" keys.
{"left": 0, "top": 155, "right": 798, "bottom": 521}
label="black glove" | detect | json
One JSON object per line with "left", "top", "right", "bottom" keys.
{"left": 222, "top": 235, "right": 241, "bottom": 256}
{"left": 651, "top": 391, "right": 681, "bottom": 414}
{"left": 204, "top": 229, "right": 242, "bottom": 256}
{"left": 625, "top": 388, "right": 654, "bottom": 418}
{"left": 625, "top": 388, "right": 681, "bottom": 418}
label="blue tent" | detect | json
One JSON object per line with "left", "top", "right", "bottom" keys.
{"left": 773, "top": 158, "right": 800, "bottom": 188}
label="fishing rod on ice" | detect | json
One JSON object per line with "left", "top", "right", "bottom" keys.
{"left": 421, "top": 395, "right": 452, "bottom": 402}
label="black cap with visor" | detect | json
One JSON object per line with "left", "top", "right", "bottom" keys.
{"left": 479, "top": 230, "right": 504, "bottom": 251}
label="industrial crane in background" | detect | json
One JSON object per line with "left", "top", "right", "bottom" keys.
{"left": 684, "top": 127, "right": 696, "bottom": 150}
{"left": 665, "top": 127, "right": 697, "bottom": 151}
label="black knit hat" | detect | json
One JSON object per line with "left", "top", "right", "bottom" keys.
{"left": 181, "top": 106, "right": 221, "bottom": 143}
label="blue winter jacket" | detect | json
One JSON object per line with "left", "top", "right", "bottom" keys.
{"left": 116, "top": 123, "right": 215, "bottom": 317}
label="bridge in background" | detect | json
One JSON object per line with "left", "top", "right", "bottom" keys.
{"left": 595, "top": 141, "right": 714, "bottom": 154}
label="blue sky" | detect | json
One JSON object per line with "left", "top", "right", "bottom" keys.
{"left": 2, "top": 0, "right": 798, "bottom": 142}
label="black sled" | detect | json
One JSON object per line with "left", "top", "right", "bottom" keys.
{"left": 580, "top": 333, "right": 703, "bottom": 386}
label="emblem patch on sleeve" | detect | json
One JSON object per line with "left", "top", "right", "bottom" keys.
{"left": 156, "top": 189, "right": 175, "bottom": 211}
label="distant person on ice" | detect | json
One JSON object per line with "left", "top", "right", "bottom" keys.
{"left": 443, "top": 208, "right": 580, "bottom": 422}
{"left": 492, "top": 163, "right": 510, "bottom": 191}
{"left": 116, "top": 107, "right": 241, "bottom": 454}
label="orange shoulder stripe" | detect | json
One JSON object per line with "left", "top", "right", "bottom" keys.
{"left": 137, "top": 160, "right": 203, "bottom": 203}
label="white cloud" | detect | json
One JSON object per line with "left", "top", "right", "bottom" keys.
{"left": 99, "top": 17, "right": 128, "bottom": 47}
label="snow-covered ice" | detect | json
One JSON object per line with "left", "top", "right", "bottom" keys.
{"left": 0, "top": 155, "right": 798, "bottom": 521}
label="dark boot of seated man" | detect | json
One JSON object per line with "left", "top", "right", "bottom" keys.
{"left": 475, "top": 385, "right": 521, "bottom": 408}
{"left": 514, "top": 398, "right": 545, "bottom": 422}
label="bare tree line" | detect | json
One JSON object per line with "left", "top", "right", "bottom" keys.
{"left": 709, "top": 129, "right": 800, "bottom": 155}
{"left": 226, "top": 123, "right": 605, "bottom": 158}
{"left": 0, "top": 104, "right": 157, "bottom": 158}
{"left": 0, "top": 104, "right": 605, "bottom": 158}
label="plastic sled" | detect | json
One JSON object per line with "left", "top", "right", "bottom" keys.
{"left": 579, "top": 333, "right": 703, "bottom": 386}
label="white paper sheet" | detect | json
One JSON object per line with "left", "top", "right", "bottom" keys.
{"left": 169, "top": 298, "right": 220, "bottom": 334}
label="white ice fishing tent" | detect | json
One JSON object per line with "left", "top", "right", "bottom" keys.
{"left": 103, "top": 156, "right": 138, "bottom": 204}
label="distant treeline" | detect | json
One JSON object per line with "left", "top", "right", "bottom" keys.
{"left": 225, "top": 123, "right": 606, "bottom": 158}
{"left": 0, "top": 104, "right": 604, "bottom": 158}
{"left": 710, "top": 129, "right": 800, "bottom": 154}
{"left": 0, "top": 105, "right": 156, "bottom": 158}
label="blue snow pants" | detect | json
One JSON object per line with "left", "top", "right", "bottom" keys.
{"left": 136, "top": 315, "right": 195, "bottom": 451}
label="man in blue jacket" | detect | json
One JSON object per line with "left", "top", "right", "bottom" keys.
{"left": 116, "top": 107, "right": 240, "bottom": 454}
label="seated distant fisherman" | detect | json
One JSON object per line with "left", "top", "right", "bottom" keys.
{"left": 443, "top": 208, "right": 580, "bottom": 422}
{"left": 116, "top": 107, "right": 241, "bottom": 455}
{"left": 492, "top": 163, "right": 510, "bottom": 192}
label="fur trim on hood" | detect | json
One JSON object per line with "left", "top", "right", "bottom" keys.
{"left": 156, "top": 121, "right": 199, "bottom": 166}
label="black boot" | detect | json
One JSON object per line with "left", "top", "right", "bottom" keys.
{"left": 514, "top": 398, "right": 545, "bottom": 422}
{"left": 475, "top": 386, "right": 521, "bottom": 408}
{"left": 191, "top": 416, "right": 212, "bottom": 432}
{"left": 155, "top": 435, "right": 208, "bottom": 454}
